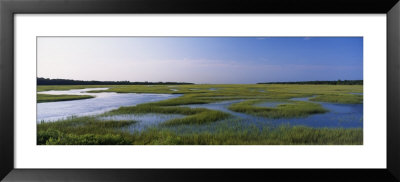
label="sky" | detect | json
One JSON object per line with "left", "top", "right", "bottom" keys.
{"left": 37, "top": 37, "right": 363, "bottom": 84}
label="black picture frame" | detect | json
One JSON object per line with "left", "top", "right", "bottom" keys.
{"left": 1, "top": 0, "right": 399, "bottom": 181}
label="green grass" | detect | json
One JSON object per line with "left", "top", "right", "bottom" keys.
{"left": 130, "top": 126, "right": 363, "bottom": 145}
{"left": 161, "top": 110, "right": 230, "bottom": 126}
{"left": 37, "top": 116, "right": 136, "bottom": 145}
{"left": 37, "top": 84, "right": 363, "bottom": 145}
{"left": 37, "top": 117, "right": 362, "bottom": 145}
{"left": 228, "top": 100, "right": 328, "bottom": 118}
{"left": 310, "top": 94, "right": 363, "bottom": 104}
{"left": 37, "top": 84, "right": 363, "bottom": 104}
{"left": 103, "top": 103, "right": 231, "bottom": 126}
{"left": 105, "top": 103, "right": 207, "bottom": 115}
{"left": 37, "top": 94, "right": 94, "bottom": 103}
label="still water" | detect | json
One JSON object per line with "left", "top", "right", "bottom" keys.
{"left": 181, "top": 97, "right": 363, "bottom": 128}
{"left": 37, "top": 88, "right": 363, "bottom": 129}
{"left": 37, "top": 88, "right": 181, "bottom": 122}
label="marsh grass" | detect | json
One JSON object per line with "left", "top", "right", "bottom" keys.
{"left": 36, "top": 84, "right": 363, "bottom": 145}
{"left": 103, "top": 102, "right": 231, "bottom": 126}
{"left": 105, "top": 104, "right": 205, "bottom": 115}
{"left": 37, "top": 116, "right": 136, "bottom": 145}
{"left": 229, "top": 100, "right": 328, "bottom": 118}
{"left": 161, "top": 110, "right": 231, "bottom": 126}
{"left": 310, "top": 94, "right": 363, "bottom": 104}
{"left": 37, "top": 94, "right": 94, "bottom": 103}
{"left": 37, "top": 84, "right": 363, "bottom": 104}
{"left": 133, "top": 126, "right": 363, "bottom": 145}
{"left": 37, "top": 117, "right": 363, "bottom": 145}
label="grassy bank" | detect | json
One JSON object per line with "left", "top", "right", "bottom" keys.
{"left": 37, "top": 84, "right": 363, "bottom": 145}
{"left": 37, "top": 116, "right": 362, "bottom": 145}
{"left": 228, "top": 99, "right": 328, "bottom": 118}
{"left": 310, "top": 94, "right": 363, "bottom": 104}
{"left": 37, "top": 84, "right": 363, "bottom": 104}
{"left": 103, "top": 102, "right": 231, "bottom": 126}
{"left": 37, "top": 116, "right": 136, "bottom": 145}
{"left": 37, "top": 94, "right": 95, "bottom": 103}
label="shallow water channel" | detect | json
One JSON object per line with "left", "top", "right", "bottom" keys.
{"left": 181, "top": 97, "right": 363, "bottom": 128}
{"left": 37, "top": 88, "right": 181, "bottom": 122}
{"left": 37, "top": 88, "right": 363, "bottom": 131}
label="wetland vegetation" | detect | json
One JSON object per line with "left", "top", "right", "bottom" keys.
{"left": 37, "top": 84, "right": 363, "bottom": 145}
{"left": 36, "top": 37, "right": 364, "bottom": 145}
{"left": 37, "top": 94, "right": 94, "bottom": 103}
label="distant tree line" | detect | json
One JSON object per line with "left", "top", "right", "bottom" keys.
{"left": 257, "top": 80, "right": 363, "bottom": 85}
{"left": 37, "top": 77, "right": 194, "bottom": 85}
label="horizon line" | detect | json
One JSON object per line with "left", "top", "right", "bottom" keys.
{"left": 37, "top": 77, "right": 363, "bottom": 84}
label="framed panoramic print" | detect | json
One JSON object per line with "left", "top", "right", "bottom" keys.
{"left": 1, "top": 0, "right": 400, "bottom": 181}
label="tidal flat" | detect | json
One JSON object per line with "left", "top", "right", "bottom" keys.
{"left": 37, "top": 84, "right": 363, "bottom": 145}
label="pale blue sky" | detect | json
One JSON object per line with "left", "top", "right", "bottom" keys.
{"left": 37, "top": 37, "right": 363, "bottom": 84}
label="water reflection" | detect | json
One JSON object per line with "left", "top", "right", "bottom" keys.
{"left": 350, "top": 92, "right": 363, "bottom": 95}
{"left": 179, "top": 97, "right": 363, "bottom": 128}
{"left": 37, "top": 88, "right": 182, "bottom": 122}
